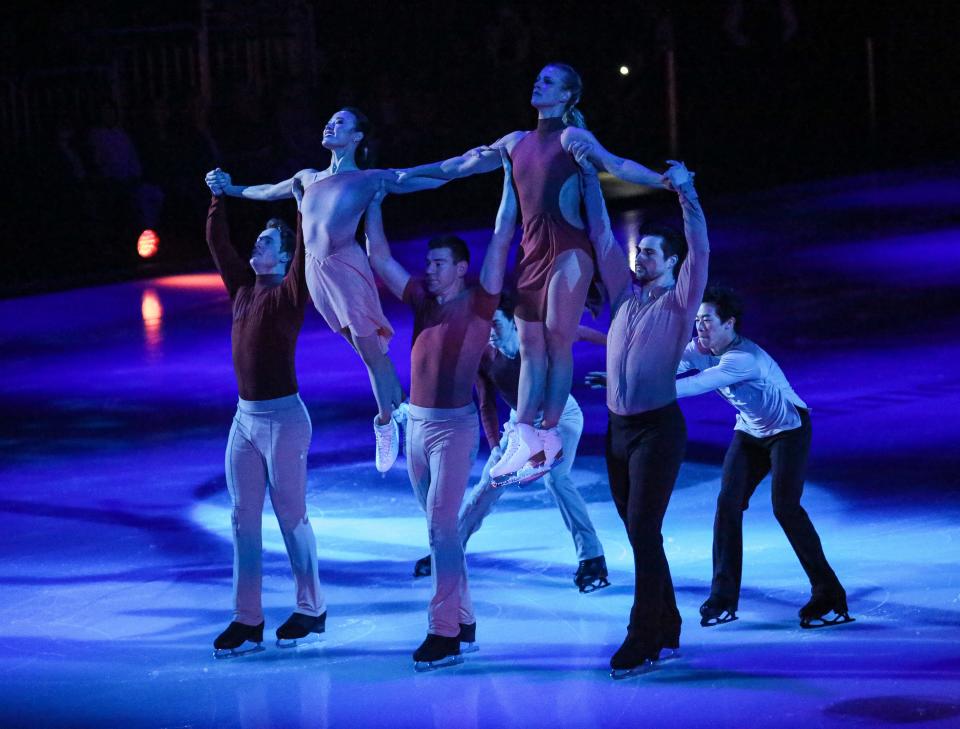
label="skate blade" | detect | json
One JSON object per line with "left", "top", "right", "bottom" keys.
{"left": 459, "top": 641, "right": 479, "bottom": 654}
{"left": 413, "top": 566, "right": 431, "bottom": 578}
{"left": 800, "top": 612, "right": 855, "bottom": 629}
{"left": 700, "top": 612, "right": 738, "bottom": 628}
{"left": 275, "top": 632, "right": 324, "bottom": 649}
{"left": 658, "top": 648, "right": 681, "bottom": 662}
{"left": 610, "top": 660, "right": 656, "bottom": 680}
{"left": 577, "top": 577, "right": 611, "bottom": 594}
{"left": 414, "top": 654, "right": 464, "bottom": 672}
{"left": 213, "top": 642, "right": 265, "bottom": 659}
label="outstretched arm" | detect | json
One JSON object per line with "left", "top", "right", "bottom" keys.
{"left": 575, "top": 325, "right": 607, "bottom": 346}
{"left": 479, "top": 150, "right": 517, "bottom": 295}
{"left": 204, "top": 167, "right": 316, "bottom": 202}
{"left": 364, "top": 184, "right": 411, "bottom": 300}
{"left": 571, "top": 142, "right": 633, "bottom": 315}
{"left": 562, "top": 129, "right": 666, "bottom": 188}
{"left": 397, "top": 131, "right": 525, "bottom": 183}
{"left": 676, "top": 350, "right": 759, "bottom": 398}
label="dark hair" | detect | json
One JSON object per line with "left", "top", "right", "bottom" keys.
{"left": 265, "top": 217, "right": 296, "bottom": 272}
{"left": 702, "top": 285, "right": 743, "bottom": 332}
{"left": 340, "top": 106, "right": 372, "bottom": 168}
{"left": 640, "top": 223, "right": 687, "bottom": 279}
{"left": 546, "top": 61, "right": 587, "bottom": 129}
{"left": 496, "top": 289, "right": 516, "bottom": 319}
{"left": 428, "top": 234, "right": 470, "bottom": 265}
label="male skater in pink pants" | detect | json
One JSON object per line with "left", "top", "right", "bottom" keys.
{"left": 365, "top": 152, "right": 515, "bottom": 671}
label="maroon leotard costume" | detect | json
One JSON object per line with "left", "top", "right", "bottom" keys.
{"left": 510, "top": 116, "right": 594, "bottom": 322}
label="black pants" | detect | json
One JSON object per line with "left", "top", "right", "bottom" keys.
{"left": 606, "top": 402, "right": 686, "bottom": 656}
{"left": 712, "top": 408, "right": 840, "bottom": 607}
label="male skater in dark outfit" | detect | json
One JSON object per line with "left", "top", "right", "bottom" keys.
{"left": 365, "top": 153, "right": 514, "bottom": 671}
{"left": 206, "top": 177, "right": 326, "bottom": 657}
{"left": 575, "top": 144, "right": 708, "bottom": 678}
{"left": 676, "top": 286, "right": 852, "bottom": 628}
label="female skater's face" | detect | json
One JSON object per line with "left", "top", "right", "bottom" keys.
{"left": 322, "top": 110, "right": 362, "bottom": 150}
{"left": 531, "top": 66, "right": 571, "bottom": 109}
{"left": 695, "top": 303, "right": 735, "bottom": 352}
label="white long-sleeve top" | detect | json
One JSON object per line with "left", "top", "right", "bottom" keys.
{"left": 676, "top": 336, "right": 808, "bottom": 438}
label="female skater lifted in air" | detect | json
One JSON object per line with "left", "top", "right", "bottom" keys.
{"left": 399, "top": 63, "right": 666, "bottom": 485}
{"left": 207, "top": 108, "right": 442, "bottom": 473}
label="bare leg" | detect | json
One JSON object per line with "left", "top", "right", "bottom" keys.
{"left": 340, "top": 329, "right": 404, "bottom": 424}
{"left": 515, "top": 319, "right": 546, "bottom": 425}
{"left": 541, "top": 250, "right": 594, "bottom": 428}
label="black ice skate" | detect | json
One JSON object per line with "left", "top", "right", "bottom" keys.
{"left": 213, "top": 620, "right": 265, "bottom": 659}
{"left": 276, "top": 611, "right": 326, "bottom": 648}
{"left": 699, "top": 595, "right": 738, "bottom": 627}
{"left": 609, "top": 634, "right": 658, "bottom": 680}
{"left": 413, "top": 633, "right": 463, "bottom": 672}
{"left": 458, "top": 622, "right": 479, "bottom": 654}
{"left": 799, "top": 589, "right": 855, "bottom": 629}
{"left": 574, "top": 556, "right": 610, "bottom": 593}
{"left": 413, "top": 554, "right": 431, "bottom": 578}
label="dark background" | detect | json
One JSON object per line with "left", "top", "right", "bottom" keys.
{"left": 2, "top": 0, "right": 958, "bottom": 295}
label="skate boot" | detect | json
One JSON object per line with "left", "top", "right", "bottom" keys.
{"left": 413, "top": 633, "right": 463, "bottom": 672}
{"left": 413, "top": 554, "right": 431, "bottom": 578}
{"left": 609, "top": 633, "right": 658, "bottom": 680}
{"left": 490, "top": 423, "right": 542, "bottom": 486}
{"left": 517, "top": 426, "right": 564, "bottom": 485}
{"left": 374, "top": 415, "right": 400, "bottom": 473}
{"left": 213, "top": 620, "right": 265, "bottom": 659}
{"left": 458, "top": 622, "right": 479, "bottom": 654}
{"left": 276, "top": 611, "right": 326, "bottom": 648}
{"left": 574, "top": 556, "right": 611, "bottom": 593}
{"left": 799, "top": 587, "right": 854, "bottom": 629}
{"left": 700, "top": 595, "right": 738, "bottom": 627}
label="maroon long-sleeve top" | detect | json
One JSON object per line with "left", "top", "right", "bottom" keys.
{"left": 205, "top": 196, "right": 308, "bottom": 401}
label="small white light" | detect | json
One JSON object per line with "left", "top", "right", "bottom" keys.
{"left": 619, "top": 65, "right": 630, "bottom": 76}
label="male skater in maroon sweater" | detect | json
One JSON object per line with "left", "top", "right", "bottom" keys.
{"left": 206, "top": 177, "right": 325, "bottom": 658}
{"left": 365, "top": 153, "right": 514, "bottom": 671}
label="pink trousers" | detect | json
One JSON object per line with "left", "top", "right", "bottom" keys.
{"left": 225, "top": 393, "right": 324, "bottom": 625}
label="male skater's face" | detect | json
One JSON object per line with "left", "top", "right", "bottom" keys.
{"left": 489, "top": 310, "right": 516, "bottom": 351}
{"left": 249, "top": 228, "right": 288, "bottom": 274}
{"left": 634, "top": 235, "right": 675, "bottom": 284}
{"left": 322, "top": 110, "right": 362, "bottom": 150}
{"left": 424, "top": 247, "right": 466, "bottom": 295}
{"left": 694, "top": 303, "right": 735, "bottom": 353}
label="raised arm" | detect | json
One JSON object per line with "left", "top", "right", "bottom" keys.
{"left": 478, "top": 150, "right": 517, "bottom": 295}
{"left": 204, "top": 187, "right": 253, "bottom": 298}
{"left": 571, "top": 142, "right": 633, "bottom": 314}
{"left": 364, "top": 184, "right": 411, "bottom": 300}
{"left": 397, "top": 131, "right": 526, "bottom": 183}
{"left": 665, "top": 162, "right": 710, "bottom": 311}
{"left": 562, "top": 128, "right": 666, "bottom": 188}
{"left": 204, "top": 167, "right": 317, "bottom": 202}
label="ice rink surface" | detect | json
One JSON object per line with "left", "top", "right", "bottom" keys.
{"left": 2, "top": 167, "right": 959, "bottom": 728}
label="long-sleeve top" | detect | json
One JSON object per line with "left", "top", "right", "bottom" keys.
{"left": 676, "top": 336, "right": 808, "bottom": 438}
{"left": 475, "top": 344, "right": 521, "bottom": 448}
{"left": 584, "top": 177, "right": 709, "bottom": 415}
{"left": 205, "top": 196, "right": 308, "bottom": 401}
{"left": 403, "top": 278, "right": 500, "bottom": 409}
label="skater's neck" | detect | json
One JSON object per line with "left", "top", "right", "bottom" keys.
{"left": 327, "top": 148, "right": 359, "bottom": 174}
